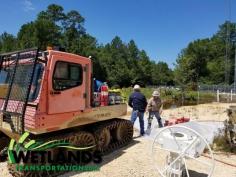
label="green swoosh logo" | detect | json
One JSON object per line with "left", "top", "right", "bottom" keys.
{"left": 8, "top": 132, "right": 96, "bottom": 164}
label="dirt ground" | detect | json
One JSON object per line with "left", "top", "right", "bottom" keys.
{"left": 127, "top": 102, "right": 236, "bottom": 122}
{"left": 64, "top": 129, "right": 236, "bottom": 177}
{"left": 161, "top": 102, "right": 234, "bottom": 122}
{"left": 1, "top": 131, "right": 235, "bottom": 177}
{"left": 0, "top": 103, "right": 236, "bottom": 177}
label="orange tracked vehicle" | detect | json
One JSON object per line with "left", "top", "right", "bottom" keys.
{"left": 0, "top": 48, "right": 133, "bottom": 177}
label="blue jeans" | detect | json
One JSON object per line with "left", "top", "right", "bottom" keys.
{"left": 131, "top": 110, "right": 145, "bottom": 135}
{"left": 148, "top": 111, "right": 163, "bottom": 128}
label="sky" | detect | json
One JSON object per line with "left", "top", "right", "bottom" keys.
{"left": 0, "top": 0, "right": 236, "bottom": 68}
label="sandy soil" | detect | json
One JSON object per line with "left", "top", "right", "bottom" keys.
{"left": 127, "top": 102, "right": 236, "bottom": 122}
{"left": 0, "top": 132, "right": 235, "bottom": 177}
{"left": 0, "top": 103, "right": 236, "bottom": 177}
{"left": 60, "top": 129, "right": 236, "bottom": 177}
{"left": 161, "top": 102, "right": 235, "bottom": 122}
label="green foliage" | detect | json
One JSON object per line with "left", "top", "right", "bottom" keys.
{"left": 17, "top": 19, "right": 61, "bottom": 50}
{"left": 175, "top": 21, "right": 236, "bottom": 87}
{"left": 0, "top": 32, "right": 17, "bottom": 52}
{"left": 96, "top": 36, "right": 173, "bottom": 87}
{"left": 121, "top": 87, "right": 216, "bottom": 108}
{"left": 38, "top": 4, "right": 65, "bottom": 22}
{"left": 152, "top": 61, "right": 174, "bottom": 85}
{"left": 213, "top": 134, "right": 236, "bottom": 153}
{"left": 121, "top": 87, "right": 154, "bottom": 101}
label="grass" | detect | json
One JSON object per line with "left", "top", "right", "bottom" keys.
{"left": 212, "top": 132, "right": 236, "bottom": 153}
{"left": 120, "top": 87, "right": 216, "bottom": 108}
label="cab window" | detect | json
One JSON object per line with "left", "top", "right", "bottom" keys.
{"left": 53, "top": 61, "right": 83, "bottom": 90}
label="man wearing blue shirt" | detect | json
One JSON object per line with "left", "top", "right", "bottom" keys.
{"left": 128, "top": 85, "right": 147, "bottom": 136}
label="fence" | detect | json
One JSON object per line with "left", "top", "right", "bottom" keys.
{"left": 146, "top": 85, "right": 236, "bottom": 107}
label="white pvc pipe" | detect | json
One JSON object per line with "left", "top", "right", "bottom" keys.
{"left": 151, "top": 125, "right": 215, "bottom": 177}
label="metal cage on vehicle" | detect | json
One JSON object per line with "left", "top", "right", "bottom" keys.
{"left": 0, "top": 48, "right": 47, "bottom": 134}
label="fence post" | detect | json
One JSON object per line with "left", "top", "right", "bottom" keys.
{"left": 197, "top": 86, "right": 200, "bottom": 105}
{"left": 217, "top": 90, "right": 220, "bottom": 102}
{"left": 231, "top": 89, "right": 233, "bottom": 102}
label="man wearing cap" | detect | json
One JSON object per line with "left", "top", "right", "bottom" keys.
{"left": 128, "top": 85, "right": 147, "bottom": 136}
{"left": 147, "top": 90, "right": 163, "bottom": 130}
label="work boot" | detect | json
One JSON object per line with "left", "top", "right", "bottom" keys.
{"left": 140, "top": 133, "right": 145, "bottom": 136}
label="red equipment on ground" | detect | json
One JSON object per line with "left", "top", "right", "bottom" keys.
{"left": 164, "top": 117, "right": 190, "bottom": 126}
{"left": 100, "top": 84, "right": 109, "bottom": 106}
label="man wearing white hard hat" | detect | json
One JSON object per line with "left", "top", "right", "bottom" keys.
{"left": 128, "top": 84, "right": 147, "bottom": 136}
{"left": 147, "top": 90, "right": 163, "bottom": 131}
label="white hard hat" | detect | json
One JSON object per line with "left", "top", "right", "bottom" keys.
{"left": 133, "top": 84, "right": 140, "bottom": 90}
{"left": 152, "top": 90, "right": 160, "bottom": 97}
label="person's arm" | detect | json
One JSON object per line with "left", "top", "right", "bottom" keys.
{"left": 147, "top": 98, "right": 152, "bottom": 112}
{"left": 159, "top": 98, "right": 163, "bottom": 114}
{"left": 128, "top": 94, "right": 133, "bottom": 108}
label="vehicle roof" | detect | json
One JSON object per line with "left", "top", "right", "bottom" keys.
{"left": 48, "top": 50, "right": 91, "bottom": 62}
